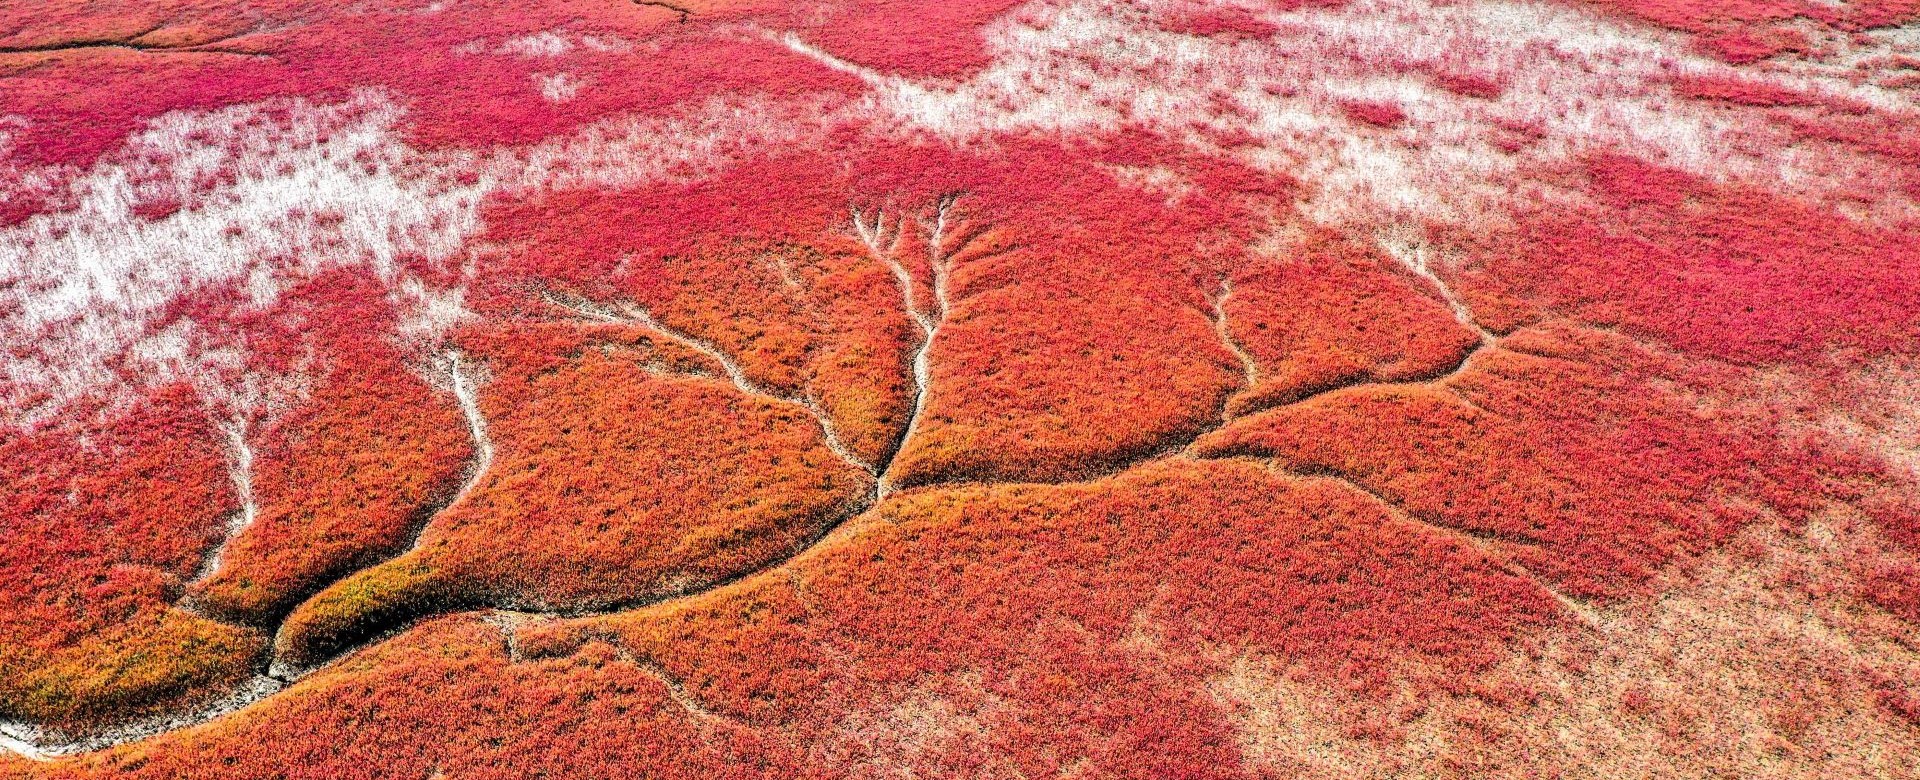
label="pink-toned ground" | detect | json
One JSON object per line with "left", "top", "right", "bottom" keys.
{"left": 2, "top": 0, "right": 1918, "bottom": 776}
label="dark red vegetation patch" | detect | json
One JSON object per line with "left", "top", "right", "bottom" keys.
{"left": 0, "top": 386, "right": 261, "bottom": 727}
{"left": 1672, "top": 73, "right": 1835, "bottom": 109}
{"left": 1450, "top": 155, "right": 1920, "bottom": 366}
{"left": 1340, "top": 99, "right": 1407, "bottom": 128}
{"left": 1156, "top": 5, "right": 1283, "bottom": 40}
{"left": 1430, "top": 71, "right": 1506, "bottom": 100}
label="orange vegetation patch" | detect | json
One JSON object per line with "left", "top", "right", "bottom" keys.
{"left": 1218, "top": 227, "right": 1480, "bottom": 416}
{"left": 477, "top": 139, "right": 1291, "bottom": 488}
{"left": 880, "top": 197, "right": 1239, "bottom": 487}
{"left": 1194, "top": 322, "right": 1840, "bottom": 600}
{"left": 601, "top": 233, "right": 924, "bottom": 469}
{"left": 1212, "top": 514, "right": 1920, "bottom": 778}
{"left": 273, "top": 319, "right": 870, "bottom": 667}
{"left": 186, "top": 273, "right": 473, "bottom": 627}
{"left": 477, "top": 165, "right": 921, "bottom": 468}
{"left": 584, "top": 460, "right": 1567, "bottom": 728}
{"left": 0, "top": 386, "right": 262, "bottom": 727}
{"left": 17, "top": 459, "right": 1573, "bottom": 777}
{"left": 872, "top": 141, "right": 1282, "bottom": 487}
{"left": 14, "top": 616, "right": 809, "bottom": 779}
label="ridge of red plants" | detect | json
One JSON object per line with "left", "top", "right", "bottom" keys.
{"left": 1339, "top": 99, "right": 1408, "bottom": 128}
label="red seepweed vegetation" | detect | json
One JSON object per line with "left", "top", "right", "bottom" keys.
{"left": 862, "top": 139, "right": 1288, "bottom": 486}
{"left": 6, "top": 0, "right": 1920, "bottom": 772}
{"left": 1155, "top": 5, "right": 1284, "bottom": 40}
{"left": 1449, "top": 154, "right": 1920, "bottom": 366}
{"left": 1196, "top": 321, "right": 1849, "bottom": 600}
{"left": 1581, "top": 0, "right": 1920, "bottom": 63}
{"left": 0, "top": 386, "right": 261, "bottom": 727}
{"left": 476, "top": 134, "right": 1296, "bottom": 488}
{"left": 185, "top": 271, "right": 474, "bottom": 627}
{"left": 1216, "top": 227, "right": 1480, "bottom": 417}
{"left": 0, "top": 0, "right": 868, "bottom": 186}
{"left": 18, "top": 460, "right": 1577, "bottom": 778}
{"left": 474, "top": 159, "right": 924, "bottom": 468}
{"left": 272, "top": 315, "right": 871, "bottom": 667}
{"left": 1339, "top": 99, "right": 1408, "bottom": 128}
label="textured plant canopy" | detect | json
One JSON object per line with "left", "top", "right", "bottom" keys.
{"left": 2, "top": 0, "right": 1919, "bottom": 776}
